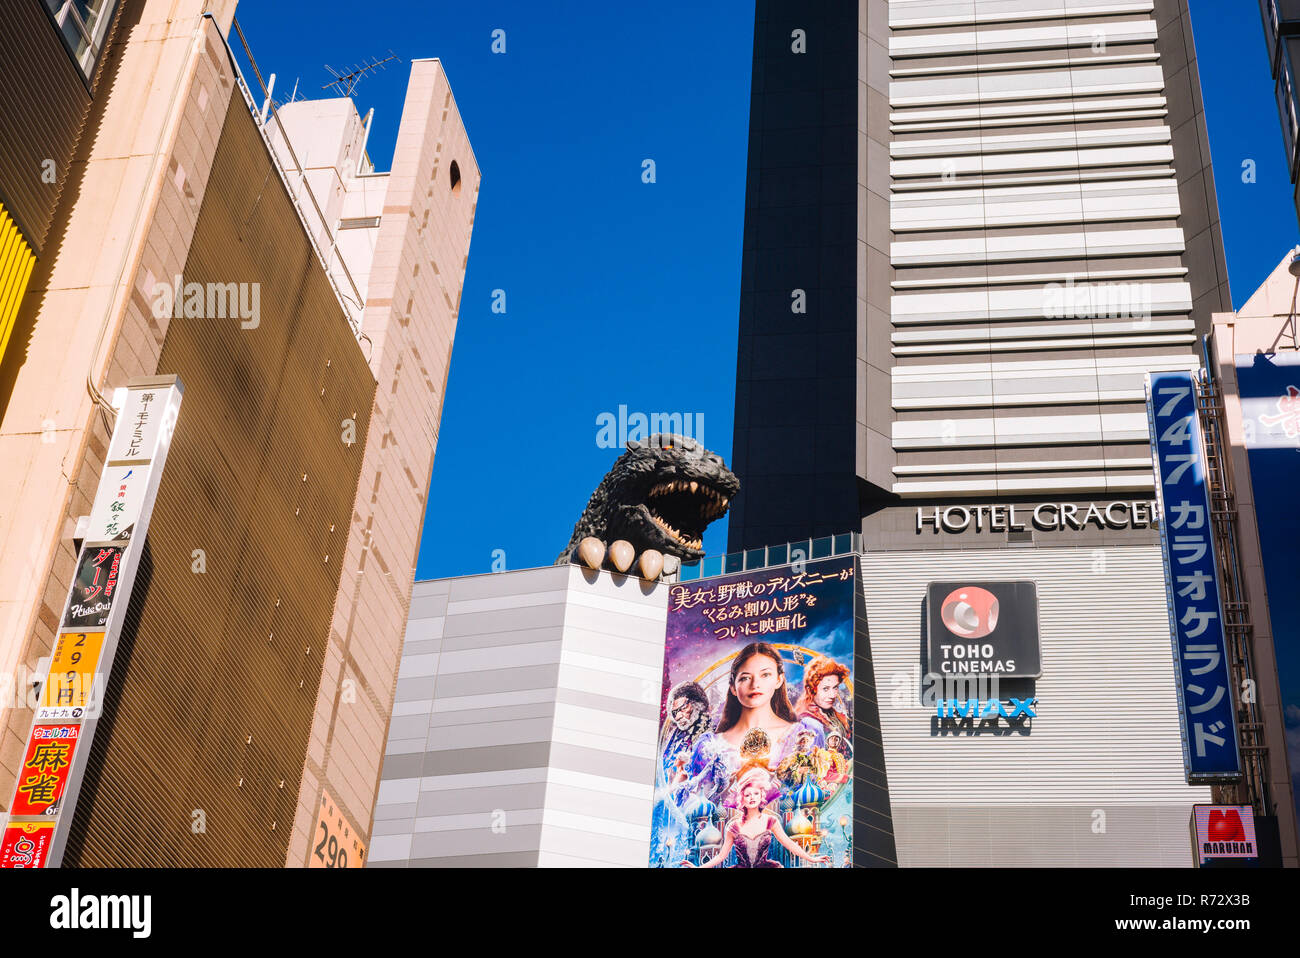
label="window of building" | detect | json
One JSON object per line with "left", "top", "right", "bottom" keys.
{"left": 1282, "top": 39, "right": 1300, "bottom": 178}
{"left": 43, "top": 0, "right": 119, "bottom": 80}
{"left": 449, "top": 160, "right": 462, "bottom": 194}
{"left": 337, "top": 216, "right": 382, "bottom": 231}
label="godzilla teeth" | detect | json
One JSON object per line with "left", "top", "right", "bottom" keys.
{"left": 647, "top": 481, "right": 731, "bottom": 521}
{"left": 649, "top": 512, "right": 702, "bottom": 550}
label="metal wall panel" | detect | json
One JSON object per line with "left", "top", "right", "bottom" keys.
{"left": 885, "top": 0, "right": 1220, "bottom": 497}
{"left": 60, "top": 91, "right": 376, "bottom": 867}
{"left": 860, "top": 543, "right": 1212, "bottom": 866}
{"left": 0, "top": 0, "right": 108, "bottom": 253}
{"left": 371, "top": 567, "right": 668, "bottom": 868}
{"left": 728, "top": 0, "right": 1231, "bottom": 547}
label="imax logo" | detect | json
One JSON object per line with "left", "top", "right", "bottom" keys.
{"left": 935, "top": 698, "right": 1037, "bottom": 720}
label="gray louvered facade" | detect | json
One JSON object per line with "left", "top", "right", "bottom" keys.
{"left": 730, "top": 0, "right": 1230, "bottom": 553}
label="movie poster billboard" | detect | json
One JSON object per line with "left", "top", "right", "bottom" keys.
{"left": 650, "top": 555, "right": 856, "bottom": 868}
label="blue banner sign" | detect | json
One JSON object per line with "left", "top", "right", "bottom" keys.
{"left": 1146, "top": 370, "right": 1242, "bottom": 783}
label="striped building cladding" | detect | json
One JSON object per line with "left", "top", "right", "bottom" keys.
{"left": 370, "top": 567, "right": 668, "bottom": 868}
{"left": 729, "top": 0, "right": 1230, "bottom": 549}
{"left": 887, "top": 0, "right": 1226, "bottom": 496}
{"left": 373, "top": 545, "right": 1205, "bottom": 867}
{"left": 862, "top": 544, "right": 1209, "bottom": 866}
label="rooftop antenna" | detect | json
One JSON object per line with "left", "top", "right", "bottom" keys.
{"left": 322, "top": 51, "right": 401, "bottom": 97}
{"left": 263, "top": 78, "right": 304, "bottom": 116}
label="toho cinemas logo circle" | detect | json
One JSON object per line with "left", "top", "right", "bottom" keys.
{"left": 926, "top": 581, "right": 1041, "bottom": 678}
{"left": 939, "top": 586, "right": 999, "bottom": 640}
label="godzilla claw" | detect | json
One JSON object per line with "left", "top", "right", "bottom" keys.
{"left": 576, "top": 537, "right": 605, "bottom": 570}
{"left": 571, "top": 538, "right": 679, "bottom": 582}
{"left": 637, "top": 549, "right": 663, "bottom": 581}
{"left": 608, "top": 540, "right": 635, "bottom": 573}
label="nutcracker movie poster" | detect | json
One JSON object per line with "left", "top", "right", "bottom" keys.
{"left": 650, "top": 555, "right": 856, "bottom": 868}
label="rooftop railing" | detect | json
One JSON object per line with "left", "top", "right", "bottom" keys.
{"left": 678, "top": 531, "right": 862, "bottom": 581}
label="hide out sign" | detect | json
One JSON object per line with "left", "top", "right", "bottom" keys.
{"left": 925, "top": 581, "right": 1041, "bottom": 678}
{"left": 61, "top": 546, "right": 125, "bottom": 630}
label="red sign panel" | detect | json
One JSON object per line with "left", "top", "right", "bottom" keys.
{"left": 0, "top": 823, "right": 56, "bottom": 868}
{"left": 10, "top": 724, "right": 80, "bottom": 816}
{"left": 1192, "top": 804, "right": 1259, "bottom": 863}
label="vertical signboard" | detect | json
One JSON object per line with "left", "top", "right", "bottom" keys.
{"left": 650, "top": 555, "right": 859, "bottom": 868}
{"left": 1234, "top": 352, "right": 1300, "bottom": 832}
{"left": 1, "top": 376, "right": 182, "bottom": 868}
{"left": 1146, "top": 370, "right": 1242, "bottom": 783}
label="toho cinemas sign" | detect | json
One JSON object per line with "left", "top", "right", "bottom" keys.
{"left": 915, "top": 500, "right": 1156, "bottom": 534}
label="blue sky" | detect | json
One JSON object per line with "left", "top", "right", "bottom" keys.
{"left": 231, "top": 0, "right": 1298, "bottom": 580}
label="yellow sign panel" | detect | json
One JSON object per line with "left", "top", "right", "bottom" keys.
{"left": 309, "top": 788, "right": 366, "bottom": 868}
{"left": 0, "top": 201, "right": 37, "bottom": 370}
{"left": 42, "top": 631, "right": 106, "bottom": 709}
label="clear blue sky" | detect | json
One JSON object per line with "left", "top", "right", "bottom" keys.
{"left": 231, "top": 0, "right": 1298, "bottom": 580}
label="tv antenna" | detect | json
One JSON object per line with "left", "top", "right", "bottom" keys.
{"left": 323, "top": 52, "right": 401, "bottom": 97}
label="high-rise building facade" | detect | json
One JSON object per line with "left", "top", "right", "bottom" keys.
{"left": 1260, "top": 0, "right": 1300, "bottom": 225}
{"left": 730, "top": 0, "right": 1230, "bottom": 552}
{"left": 726, "top": 0, "right": 1298, "bottom": 866}
{"left": 0, "top": 0, "right": 478, "bottom": 866}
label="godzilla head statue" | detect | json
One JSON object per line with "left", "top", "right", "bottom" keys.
{"left": 556, "top": 434, "right": 741, "bottom": 570}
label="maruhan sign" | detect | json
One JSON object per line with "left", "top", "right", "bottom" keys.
{"left": 916, "top": 500, "right": 1156, "bottom": 534}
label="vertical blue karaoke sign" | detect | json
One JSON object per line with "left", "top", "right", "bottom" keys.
{"left": 1146, "top": 370, "right": 1242, "bottom": 783}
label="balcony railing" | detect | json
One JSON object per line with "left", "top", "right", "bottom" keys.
{"left": 679, "top": 531, "right": 862, "bottom": 581}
